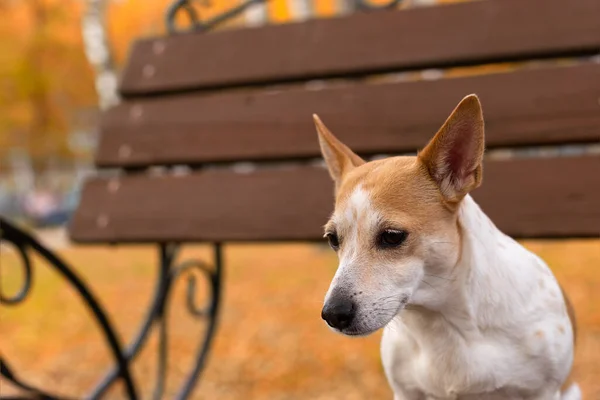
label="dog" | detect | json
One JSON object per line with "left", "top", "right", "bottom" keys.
{"left": 314, "top": 95, "right": 579, "bottom": 400}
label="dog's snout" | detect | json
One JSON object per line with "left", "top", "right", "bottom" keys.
{"left": 321, "top": 298, "right": 356, "bottom": 330}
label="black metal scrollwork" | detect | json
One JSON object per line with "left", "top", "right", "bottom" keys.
{"left": 353, "top": 0, "right": 402, "bottom": 11}
{"left": 0, "top": 218, "right": 223, "bottom": 399}
{"left": 1, "top": 218, "right": 138, "bottom": 399}
{"left": 165, "top": 0, "right": 403, "bottom": 34}
{"left": 166, "top": 0, "right": 269, "bottom": 33}
{"left": 0, "top": 233, "right": 32, "bottom": 306}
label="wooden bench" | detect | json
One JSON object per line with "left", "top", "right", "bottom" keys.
{"left": 4, "top": 0, "right": 597, "bottom": 398}
{"left": 71, "top": 0, "right": 599, "bottom": 244}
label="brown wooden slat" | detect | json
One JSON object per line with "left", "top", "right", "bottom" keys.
{"left": 118, "top": 0, "right": 600, "bottom": 95}
{"left": 97, "top": 64, "right": 600, "bottom": 168}
{"left": 70, "top": 155, "right": 600, "bottom": 243}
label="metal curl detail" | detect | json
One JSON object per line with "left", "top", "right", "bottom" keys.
{"left": 0, "top": 227, "right": 33, "bottom": 306}
{"left": 170, "top": 259, "right": 216, "bottom": 317}
{"left": 166, "top": 0, "right": 200, "bottom": 33}
{"left": 353, "top": 0, "right": 402, "bottom": 11}
{"left": 162, "top": 244, "right": 223, "bottom": 399}
{"left": 165, "top": 0, "right": 403, "bottom": 34}
{"left": 166, "top": 0, "right": 268, "bottom": 33}
{"left": 0, "top": 217, "right": 138, "bottom": 399}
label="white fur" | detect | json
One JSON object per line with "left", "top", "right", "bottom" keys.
{"left": 325, "top": 186, "right": 381, "bottom": 301}
{"left": 379, "top": 196, "right": 576, "bottom": 400}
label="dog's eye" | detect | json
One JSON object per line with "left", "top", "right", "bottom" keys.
{"left": 325, "top": 232, "right": 340, "bottom": 250}
{"left": 378, "top": 230, "right": 408, "bottom": 249}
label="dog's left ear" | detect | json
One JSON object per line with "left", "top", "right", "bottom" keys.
{"left": 313, "top": 114, "right": 364, "bottom": 188}
{"left": 418, "top": 94, "right": 485, "bottom": 203}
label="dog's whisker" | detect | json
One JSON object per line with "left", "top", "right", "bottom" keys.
{"left": 378, "top": 294, "right": 402, "bottom": 302}
{"left": 420, "top": 279, "right": 440, "bottom": 294}
{"left": 424, "top": 273, "right": 455, "bottom": 281}
{"left": 376, "top": 309, "right": 398, "bottom": 314}
{"left": 378, "top": 301, "right": 402, "bottom": 307}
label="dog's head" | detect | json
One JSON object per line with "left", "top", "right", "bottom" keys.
{"left": 317, "top": 95, "right": 485, "bottom": 336}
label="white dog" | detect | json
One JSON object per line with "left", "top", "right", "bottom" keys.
{"left": 316, "top": 95, "right": 579, "bottom": 400}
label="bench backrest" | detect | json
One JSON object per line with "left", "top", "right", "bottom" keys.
{"left": 69, "top": 0, "right": 600, "bottom": 243}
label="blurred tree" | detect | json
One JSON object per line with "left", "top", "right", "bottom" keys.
{"left": 82, "top": 0, "right": 119, "bottom": 111}
{"left": 0, "top": 0, "right": 97, "bottom": 169}
{"left": 0, "top": 0, "right": 332, "bottom": 170}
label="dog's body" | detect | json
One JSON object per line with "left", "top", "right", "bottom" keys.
{"left": 315, "top": 95, "right": 579, "bottom": 400}
{"left": 381, "top": 194, "right": 577, "bottom": 400}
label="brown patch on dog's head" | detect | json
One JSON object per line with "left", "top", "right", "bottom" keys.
{"left": 322, "top": 156, "right": 458, "bottom": 296}
{"left": 332, "top": 155, "right": 457, "bottom": 259}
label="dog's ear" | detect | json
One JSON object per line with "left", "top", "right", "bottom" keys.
{"left": 418, "top": 94, "right": 485, "bottom": 203}
{"left": 314, "top": 114, "right": 364, "bottom": 187}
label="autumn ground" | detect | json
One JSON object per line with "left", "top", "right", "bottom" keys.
{"left": 1, "top": 233, "right": 599, "bottom": 399}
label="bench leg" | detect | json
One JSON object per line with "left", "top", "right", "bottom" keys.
{"left": 0, "top": 217, "right": 223, "bottom": 400}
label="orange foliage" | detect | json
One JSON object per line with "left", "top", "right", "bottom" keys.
{"left": 0, "top": 0, "right": 94, "bottom": 167}
{"left": 1, "top": 0, "right": 309, "bottom": 166}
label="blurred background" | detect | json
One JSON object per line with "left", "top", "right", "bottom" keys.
{"left": 1, "top": 0, "right": 598, "bottom": 398}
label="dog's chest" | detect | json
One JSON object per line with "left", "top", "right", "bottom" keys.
{"left": 383, "top": 322, "right": 521, "bottom": 397}
{"left": 381, "top": 307, "right": 570, "bottom": 399}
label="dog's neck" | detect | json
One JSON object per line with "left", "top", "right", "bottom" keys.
{"left": 404, "top": 195, "right": 534, "bottom": 340}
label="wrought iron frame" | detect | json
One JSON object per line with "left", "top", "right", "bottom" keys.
{"left": 0, "top": 217, "right": 222, "bottom": 399}
{"left": 165, "top": 0, "right": 402, "bottom": 33}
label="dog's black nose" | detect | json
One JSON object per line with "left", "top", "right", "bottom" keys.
{"left": 321, "top": 298, "right": 356, "bottom": 330}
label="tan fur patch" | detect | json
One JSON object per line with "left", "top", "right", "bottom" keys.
{"left": 534, "top": 330, "right": 544, "bottom": 339}
{"left": 336, "top": 157, "right": 452, "bottom": 226}
{"left": 328, "top": 155, "right": 460, "bottom": 275}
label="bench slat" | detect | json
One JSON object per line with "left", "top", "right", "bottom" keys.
{"left": 97, "top": 64, "right": 600, "bottom": 168}
{"left": 118, "top": 0, "right": 600, "bottom": 95}
{"left": 70, "top": 155, "right": 600, "bottom": 243}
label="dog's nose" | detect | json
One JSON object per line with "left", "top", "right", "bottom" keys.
{"left": 321, "top": 298, "right": 356, "bottom": 330}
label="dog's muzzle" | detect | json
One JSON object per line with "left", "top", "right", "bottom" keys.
{"left": 321, "top": 297, "right": 356, "bottom": 330}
